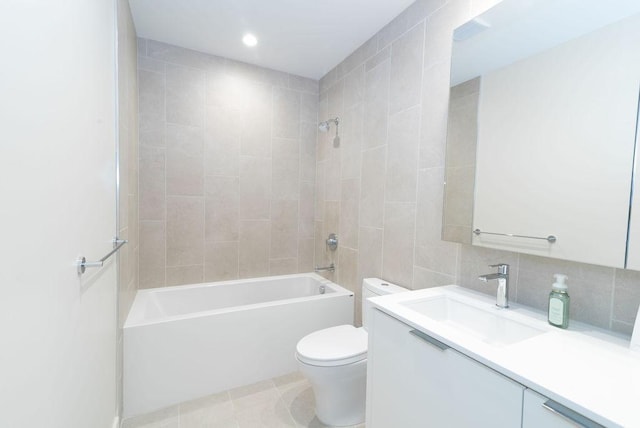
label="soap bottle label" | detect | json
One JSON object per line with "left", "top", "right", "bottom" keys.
{"left": 549, "top": 297, "right": 564, "bottom": 325}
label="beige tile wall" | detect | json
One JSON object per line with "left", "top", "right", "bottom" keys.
{"left": 137, "top": 39, "right": 318, "bottom": 287}
{"left": 116, "top": 0, "right": 139, "bottom": 417}
{"left": 315, "top": 0, "right": 640, "bottom": 334}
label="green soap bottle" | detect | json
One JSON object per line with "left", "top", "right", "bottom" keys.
{"left": 548, "top": 274, "right": 569, "bottom": 328}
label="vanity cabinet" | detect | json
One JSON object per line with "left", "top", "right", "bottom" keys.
{"left": 367, "top": 307, "right": 610, "bottom": 428}
{"left": 366, "top": 309, "right": 524, "bottom": 427}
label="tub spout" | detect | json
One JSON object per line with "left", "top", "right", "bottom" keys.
{"left": 315, "top": 263, "right": 335, "bottom": 273}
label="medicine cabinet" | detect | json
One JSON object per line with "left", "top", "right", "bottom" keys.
{"left": 442, "top": 0, "right": 640, "bottom": 269}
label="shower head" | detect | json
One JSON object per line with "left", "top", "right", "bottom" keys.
{"left": 318, "top": 121, "right": 330, "bottom": 132}
{"left": 318, "top": 117, "right": 338, "bottom": 132}
{"left": 318, "top": 117, "right": 340, "bottom": 148}
{"left": 318, "top": 117, "right": 339, "bottom": 131}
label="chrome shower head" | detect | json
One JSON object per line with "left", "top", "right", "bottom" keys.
{"left": 318, "top": 117, "right": 339, "bottom": 132}
{"left": 318, "top": 117, "right": 340, "bottom": 148}
{"left": 318, "top": 121, "right": 330, "bottom": 132}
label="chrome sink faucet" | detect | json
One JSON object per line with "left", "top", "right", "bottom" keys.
{"left": 478, "top": 263, "right": 509, "bottom": 308}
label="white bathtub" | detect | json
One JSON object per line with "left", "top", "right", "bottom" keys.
{"left": 123, "top": 273, "right": 354, "bottom": 417}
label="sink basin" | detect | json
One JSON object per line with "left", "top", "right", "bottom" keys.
{"left": 401, "top": 295, "right": 545, "bottom": 347}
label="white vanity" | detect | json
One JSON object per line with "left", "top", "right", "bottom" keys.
{"left": 366, "top": 286, "right": 639, "bottom": 427}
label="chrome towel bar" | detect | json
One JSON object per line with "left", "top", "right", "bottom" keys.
{"left": 473, "top": 229, "right": 557, "bottom": 243}
{"left": 77, "top": 238, "right": 128, "bottom": 275}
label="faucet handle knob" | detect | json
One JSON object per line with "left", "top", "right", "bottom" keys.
{"left": 489, "top": 263, "right": 509, "bottom": 274}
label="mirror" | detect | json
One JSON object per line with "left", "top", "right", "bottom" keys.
{"left": 442, "top": 0, "right": 640, "bottom": 268}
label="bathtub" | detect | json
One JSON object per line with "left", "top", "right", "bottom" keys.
{"left": 123, "top": 273, "right": 354, "bottom": 417}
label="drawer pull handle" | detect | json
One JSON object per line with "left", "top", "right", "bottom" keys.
{"left": 542, "top": 400, "right": 604, "bottom": 428}
{"left": 409, "top": 329, "right": 450, "bottom": 351}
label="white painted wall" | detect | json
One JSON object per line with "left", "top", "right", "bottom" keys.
{"left": 0, "top": 1, "right": 118, "bottom": 427}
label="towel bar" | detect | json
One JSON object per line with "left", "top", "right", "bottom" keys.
{"left": 77, "top": 238, "right": 128, "bottom": 275}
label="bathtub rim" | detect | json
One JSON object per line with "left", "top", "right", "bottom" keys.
{"left": 124, "top": 272, "right": 353, "bottom": 328}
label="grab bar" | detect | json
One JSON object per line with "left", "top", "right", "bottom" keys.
{"left": 473, "top": 229, "right": 557, "bottom": 243}
{"left": 77, "top": 238, "right": 128, "bottom": 275}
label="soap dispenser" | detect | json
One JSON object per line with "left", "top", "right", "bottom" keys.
{"left": 548, "top": 274, "right": 569, "bottom": 329}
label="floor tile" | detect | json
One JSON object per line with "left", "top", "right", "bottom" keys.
{"left": 121, "top": 371, "right": 366, "bottom": 428}
{"left": 272, "top": 371, "right": 306, "bottom": 389}
{"left": 180, "top": 391, "right": 236, "bottom": 428}
{"left": 121, "top": 405, "right": 180, "bottom": 428}
{"left": 235, "top": 398, "right": 297, "bottom": 427}
{"left": 230, "top": 379, "right": 282, "bottom": 413}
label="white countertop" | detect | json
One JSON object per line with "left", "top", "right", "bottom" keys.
{"left": 369, "top": 285, "right": 640, "bottom": 428}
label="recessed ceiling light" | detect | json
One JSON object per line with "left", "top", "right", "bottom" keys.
{"left": 242, "top": 33, "right": 258, "bottom": 47}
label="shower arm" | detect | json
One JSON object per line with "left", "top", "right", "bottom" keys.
{"left": 320, "top": 117, "right": 339, "bottom": 128}
{"left": 319, "top": 117, "right": 340, "bottom": 147}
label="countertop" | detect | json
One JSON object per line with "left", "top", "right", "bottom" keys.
{"left": 369, "top": 285, "right": 640, "bottom": 428}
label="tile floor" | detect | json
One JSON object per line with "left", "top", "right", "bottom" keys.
{"left": 121, "top": 371, "right": 365, "bottom": 428}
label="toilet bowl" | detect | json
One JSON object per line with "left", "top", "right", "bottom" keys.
{"left": 295, "top": 278, "right": 408, "bottom": 426}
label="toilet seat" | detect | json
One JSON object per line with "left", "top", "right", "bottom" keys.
{"left": 296, "top": 325, "right": 367, "bottom": 367}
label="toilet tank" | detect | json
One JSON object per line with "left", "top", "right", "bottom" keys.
{"left": 362, "top": 278, "right": 408, "bottom": 330}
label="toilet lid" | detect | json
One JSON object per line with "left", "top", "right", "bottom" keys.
{"left": 296, "top": 325, "right": 367, "bottom": 367}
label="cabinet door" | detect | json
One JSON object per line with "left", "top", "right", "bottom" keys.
{"left": 367, "top": 309, "right": 524, "bottom": 428}
{"left": 445, "top": 349, "right": 523, "bottom": 427}
{"left": 366, "top": 309, "right": 450, "bottom": 427}
{"left": 472, "top": 15, "right": 640, "bottom": 268}
{"left": 523, "top": 389, "right": 606, "bottom": 428}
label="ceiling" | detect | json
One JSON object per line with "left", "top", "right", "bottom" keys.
{"left": 128, "top": 0, "right": 416, "bottom": 80}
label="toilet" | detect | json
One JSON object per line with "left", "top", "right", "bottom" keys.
{"left": 295, "top": 278, "right": 408, "bottom": 426}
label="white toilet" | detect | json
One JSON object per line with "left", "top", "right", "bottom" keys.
{"left": 295, "top": 278, "right": 408, "bottom": 426}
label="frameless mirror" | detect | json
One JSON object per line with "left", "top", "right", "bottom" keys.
{"left": 442, "top": 0, "right": 640, "bottom": 268}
